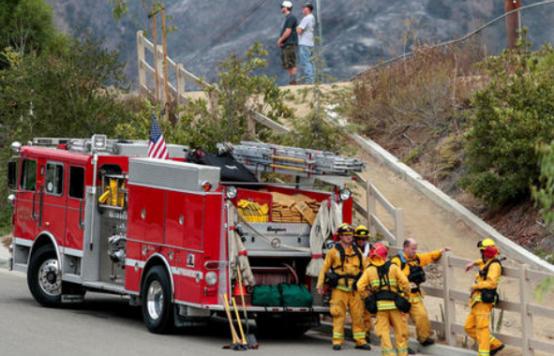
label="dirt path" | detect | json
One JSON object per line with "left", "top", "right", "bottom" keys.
{"left": 354, "top": 151, "right": 554, "bottom": 356}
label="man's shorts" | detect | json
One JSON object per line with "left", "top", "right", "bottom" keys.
{"left": 281, "top": 45, "right": 297, "bottom": 69}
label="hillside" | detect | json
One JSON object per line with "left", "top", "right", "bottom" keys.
{"left": 46, "top": 0, "right": 520, "bottom": 85}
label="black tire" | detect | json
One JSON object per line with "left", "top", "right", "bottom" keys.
{"left": 27, "top": 245, "right": 62, "bottom": 307}
{"left": 141, "top": 265, "right": 174, "bottom": 333}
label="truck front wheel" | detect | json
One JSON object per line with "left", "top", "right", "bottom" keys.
{"left": 141, "top": 266, "right": 174, "bottom": 333}
{"left": 27, "top": 245, "right": 62, "bottom": 307}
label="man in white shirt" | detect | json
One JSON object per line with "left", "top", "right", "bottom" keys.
{"left": 297, "top": 3, "right": 316, "bottom": 84}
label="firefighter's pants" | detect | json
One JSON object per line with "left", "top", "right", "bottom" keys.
{"left": 375, "top": 309, "right": 409, "bottom": 356}
{"left": 329, "top": 289, "right": 368, "bottom": 346}
{"left": 409, "top": 299, "right": 432, "bottom": 342}
{"left": 464, "top": 302, "right": 504, "bottom": 356}
{"left": 363, "top": 309, "right": 373, "bottom": 338}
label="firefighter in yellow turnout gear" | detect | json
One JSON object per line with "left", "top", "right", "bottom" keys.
{"left": 390, "top": 238, "right": 449, "bottom": 346}
{"left": 357, "top": 243, "right": 411, "bottom": 356}
{"left": 317, "top": 224, "right": 371, "bottom": 351}
{"left": 464, "top": 239, "right": 505, "bottom": 356}
{"left": 354, "top": 225, "right": 373, "bottom": 340}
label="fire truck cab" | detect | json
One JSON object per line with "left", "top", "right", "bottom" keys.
{"left": 6, "top": 136, "right": 358, "bottom": 335}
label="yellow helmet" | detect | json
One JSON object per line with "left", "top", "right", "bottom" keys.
{"left": 337, "top": 223, "right": 354, "bottom": 236}
{"left": 354, "top": 225, "right": 370, "bottom": 239}
{"left": 478, "top": 238, "right": 496, "bottom": 250}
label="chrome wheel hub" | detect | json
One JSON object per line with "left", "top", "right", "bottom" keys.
{"left": 38, "top": 259, "right": 61, "bottom": 297}
{"left": 146, "top": 280, "right": 164, "bottom": 320}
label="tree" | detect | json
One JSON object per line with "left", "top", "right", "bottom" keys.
{"left": 462, "top": 40, "right": 554, "bottom": 207}
{"left": 0, "top": 36, "right": 133, "bottom": 229}
{"left": 0, "top": 0, "right": 62, "bottom": 67}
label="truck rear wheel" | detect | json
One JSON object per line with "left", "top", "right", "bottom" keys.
{"left": 27, "top": 245, "right": 62, "bottom": 307}
{"left": 141, "top": 266, "right": 174, "bottom": 333}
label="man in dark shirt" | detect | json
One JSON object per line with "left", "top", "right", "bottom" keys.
{"left": 277, "top": 1, "right": 298, "bottom": 85}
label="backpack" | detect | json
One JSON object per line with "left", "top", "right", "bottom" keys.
{"left": 252, "top": 285, "right": 282, "bottom": 307}
{"left": 325, "top": 244, "right": 364, "bottom": 290}
{"left": 334, "top": 244, "right": 364, "bottom": 272}
{"left": 279, "top": 284, "right": 313, "bottom": 307}
{"left": 364, "top": 262, "right": 411, "bottom": 314}
{"left": 478, "top": 258, "right": 503, "bottom": 304}
{"left": 396, "top": 254, "right": 426, "bottom": 286}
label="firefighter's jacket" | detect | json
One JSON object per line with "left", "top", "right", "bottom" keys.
{"left": 317, "top": 245, "right": 367, "bottom": 292}
{"left": 357, "top": 257, "right": 410, "bottom": 311}
{"left": 469, "top": 258, "right": 502, "bottom": 306}
{"left": 390, "top": 250, "right": 442, "bottom": 302}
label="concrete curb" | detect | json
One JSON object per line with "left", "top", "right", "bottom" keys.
{"left": 318, "top": 322, "right": 474, "bottom": 356}
{"left": 351, "top": 133, "right": 554, "bottom": 274}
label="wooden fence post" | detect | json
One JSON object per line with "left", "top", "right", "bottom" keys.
{"left": 247, "top": 113, "right": 256, "bottom": 138}
{"left": 156, "top": 45, "right": 164, "bottom": 102}
{"left": 394, "top": 208, "right": 404, "bottom": 247}
{"left": 366, "top": 182, "right": 377, "bottom": 238}
{"left": 519, "top": 264, "right": 534, "bottom": 356}
{"left": 442, "top": 252, "right": 456, "bottom": 346}
{"left": 176, "top": 64, "right": 186, "bottom": 105}
{"left": 136, "top": 31, "right": 146, "bottom": 94}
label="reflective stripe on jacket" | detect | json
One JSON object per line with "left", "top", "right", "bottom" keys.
{"left": 357, "top": 257, "right": 410, "bottom": 311}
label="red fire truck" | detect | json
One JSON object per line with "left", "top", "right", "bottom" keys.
{"left": 6, "top": 136, "right": 358, "bottom": 335}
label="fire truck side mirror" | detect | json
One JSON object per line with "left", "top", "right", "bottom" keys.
{"left": 7, "top": 194, "right": 15, "bottom": 207}
{"left": 7, "top": 160, "right": 17, "bottom": 191}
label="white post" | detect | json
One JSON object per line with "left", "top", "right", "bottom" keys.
{"left": 366, "top": 182, "right": 377, "bottom": 238}
{"left": 394, "top": 208, "right": 404, "bottom": 247}
{"left": 136, "top": 31, "right": 146, "bottom": 94}
{"left": 156, "top": 45, "right": 165, "bottom": 102}
{"left": 519, "top": 264, "right": 534, "bottom": 356}
{"left": 176, "top": 64, "right": 186, "bottom": 105}
{"left": 442, "top": 252, "right": 456, "bottom": 345}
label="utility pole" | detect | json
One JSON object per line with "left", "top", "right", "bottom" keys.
{"left": 149, "top": 11, "right": 159, "bottom": 101}
{"left": 161, "top": 6, "right": 170, "bottom": 110}
{"left": 505, "top": 0, "right": 522, "bottom": 49}
{"left": 315, "top": 0, "right": 323, "bottom": 46}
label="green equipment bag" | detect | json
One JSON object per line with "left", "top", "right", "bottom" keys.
{"left": 252, "top": 285, "right": 282, "bottom": 307}
{"left": 279, "top": 283, "right": 313, "bottom": 307}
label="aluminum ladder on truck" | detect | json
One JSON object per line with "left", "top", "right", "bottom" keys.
{"left": 222, "top": 141, "right": 364, "bottom": 178}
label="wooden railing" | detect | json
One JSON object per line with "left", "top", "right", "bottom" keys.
{"left": 352, "top": 172, "right": 404, "bottom": 247}
{"left": 427, "top": 254, "right": 554, "bottom": 356}
{"left": 352, "top": 173, "right": 554, "bottom": 355}
{"left": 136, "top": 31, "right": 289, "bottom": 134}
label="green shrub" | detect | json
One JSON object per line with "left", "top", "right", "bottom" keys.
{"left": 462, "top": 41, "right": 554, "bottom": 207}
{"left": 533, "top": 142, "right": 554, "bottom": 230}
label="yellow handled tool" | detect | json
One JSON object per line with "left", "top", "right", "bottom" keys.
{"left": 222, "top": 293, "right": 241, "bottom": 349}
{"left": 232, "top": 297, "right": 247, "bottom": 347}
{"left": 237, "top": 268, "right": 259, "bottom": 349}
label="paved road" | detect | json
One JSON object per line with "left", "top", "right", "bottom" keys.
{"left": 0, "top": 267, "right": 394, "bottom": 356}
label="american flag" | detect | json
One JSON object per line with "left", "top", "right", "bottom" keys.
{"left": 147, "top": 113, "right": 169, "bottom": 159}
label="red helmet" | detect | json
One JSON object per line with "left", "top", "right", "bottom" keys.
{"left": 482, "top": 246, "right": 499, "bottom": 259}
{"left": 370, "top": 242, "right": 388, "bottom": 259}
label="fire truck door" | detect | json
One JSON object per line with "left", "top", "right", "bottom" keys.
{"left": 65, "top": 166, "right": 86, "bottom": 250}
{"left": 15, "top": 158, "right": 40, "bottom": 240}
{"left": 40, "top": 161, "right": 67, "bottom": 246}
